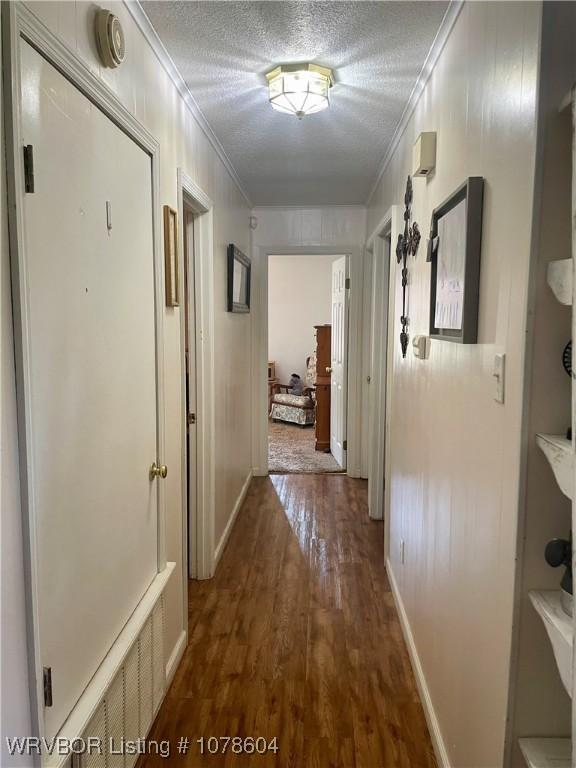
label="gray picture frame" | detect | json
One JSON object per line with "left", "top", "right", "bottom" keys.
{"left": 227, "top": 244, "right": 251, "bottom": 313}
{"left": 427, "top": 177, "right": 484, "bottom": 343}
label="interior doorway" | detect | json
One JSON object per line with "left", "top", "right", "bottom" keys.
{"left": 267, "top": 253, "right": 349, "bottom": 474}
{"left": 367, "top": 213, "right": 395, "bottom": 527}
{"left": 178, "top": 170, "right": 216, "bottom": 583}
{"left": 182, "top": 205, "right": 198, "bottom": 578}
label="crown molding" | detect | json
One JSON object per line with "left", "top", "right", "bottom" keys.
{"left": 365, "top": 0, "right": 464, "bottom": 206}
{"left": 251, "top": 204, "right": 367, "bottom": 211}
{"left": 124, "top": 0, "right": 253, "bottom": 208}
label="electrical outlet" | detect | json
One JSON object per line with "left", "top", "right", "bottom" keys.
{"left": 400, "top": 539, "right": 405, "bottom": 564}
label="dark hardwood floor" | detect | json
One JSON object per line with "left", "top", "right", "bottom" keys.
{"left": 140, "top": 474, "right": 436, "bottom": 768}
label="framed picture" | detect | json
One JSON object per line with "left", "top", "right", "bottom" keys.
{"left": 227, "top": 244, "right": 251, "bottom": 313}
{"left": 427, "top": 177, "right": 484, "bottom": 343}
{"left": 163, "top": 205, "right": 179, "bottom": 307}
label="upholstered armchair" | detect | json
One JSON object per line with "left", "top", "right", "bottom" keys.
{"left": 269, "top": 362, "right": 316, "bottom": 426}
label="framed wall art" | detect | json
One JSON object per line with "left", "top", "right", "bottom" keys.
{"left": 163, "top": 205, "right": 179, "bottom": 307}
{"left": 227, "top": 244, "right": 251, "bottom": 313}
{"left": 427, "top": 177, "right": 484, "bottom": 343}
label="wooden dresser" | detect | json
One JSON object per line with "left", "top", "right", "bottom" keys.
{"left": 314, "top": 325, "right": 331, "bottom": 452}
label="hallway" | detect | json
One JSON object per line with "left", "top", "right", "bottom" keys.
{"left": 141, "top": 475, "right": 435, "bottom": 767}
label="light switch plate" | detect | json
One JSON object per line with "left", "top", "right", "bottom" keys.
{"left": 493, "top": 353, "right": 505, "bottom": 403}
{"left": 412, "top": 335, "right": 430, "bottom": 359}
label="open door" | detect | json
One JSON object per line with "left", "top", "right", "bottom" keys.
{"left": 330, "top": 256, "right": 349, "bottom": 467}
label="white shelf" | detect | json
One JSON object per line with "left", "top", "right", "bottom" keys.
{"left": 519, "top": 738, "right": 571, "bottom": 768}
{"left": 536, "top": 434, "right": 574, "bottom": 500}
{"left": 547, "top": 260, "right": 573, "bottom": 305}
{"left": 529, "top": 590, "right": 573, "bottom": 699}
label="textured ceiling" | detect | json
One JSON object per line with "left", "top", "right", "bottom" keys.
{"left": 142, "top": 1, "right": 449, "bottom": 205}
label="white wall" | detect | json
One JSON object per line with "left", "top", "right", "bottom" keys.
{"left": 1, "top": 8, "right": 34, "bottom": 763}
{"left": 268, "top": 254, "right": 336, "bottom": 384}
{"left": 367, "top": 3, "right": 542, "bottom": 766}
{"left": 4, "top": 0, "right": 252, "bottom": 723}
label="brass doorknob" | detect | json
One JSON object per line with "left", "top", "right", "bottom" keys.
{"left": 150, "top": 462, "right": 168, "bottom": 480}
{"left": 326, "top": 366, "right": 333, "bottom": 373}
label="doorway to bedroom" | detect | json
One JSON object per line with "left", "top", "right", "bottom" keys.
{"left": 267, "top": 254, "right": 349, "bottom": 474}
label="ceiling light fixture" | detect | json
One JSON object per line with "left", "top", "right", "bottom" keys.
{"left": 265, "top": 63, "right": 334, "bottom": 119}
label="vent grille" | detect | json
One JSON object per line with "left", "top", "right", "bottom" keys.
{"left": 80, "top": 595, "right": 166, "bottom": 768}
{"left": 151, "top": 599, "right": 165, "bottom": 713}
{"left": 138, "top": 617, "right": 153, "bottom": 736}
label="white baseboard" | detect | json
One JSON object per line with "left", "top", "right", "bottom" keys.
{"left": 165, "top": 629, "right": 187, "bottom": 687}
{"left": 386, "top": 558, "right": 451, "bottom": 768}
{"left": 214, "top": 471, "right": 253, "bottom": 568}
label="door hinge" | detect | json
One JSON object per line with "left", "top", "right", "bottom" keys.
{"left": 43, "top": 667, "right": 53, "bottom": 707}
{"left": 187, "top": 412, "right": 196, "bottom": 425}
{"left": 343, "top": 440, "right": 348, "bottom": 451}
{"left": 23, "top": 145, "right": 35, "bottom": 193}
{"left": 345, "top": 277, "right": 350, "bottom": 289}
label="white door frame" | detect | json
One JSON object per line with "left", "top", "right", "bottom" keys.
{"left": 366, "top": 211, "right": 392, "bottom": 521}
{"left": 365, "top": 207, "right": 401, "bottom": 551}
{"left": 330, "top": 255, "right": 350, "bottom": 468}
{"left": 251, "top": 245, "right": 364, "bottom": 477}
{"left": 3, "top": 2, "right": 167, "bottom": 740}
{"left": 177, "top": 170, "right": 215, "bottom": 584}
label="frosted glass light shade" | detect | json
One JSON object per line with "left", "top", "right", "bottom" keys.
{"left": 266, "top": 64, "right": 334, "bottom": 119}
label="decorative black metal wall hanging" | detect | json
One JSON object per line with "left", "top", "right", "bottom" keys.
{"left": 563, "top": 340, "right": 572, "bottom": 377}
{"left": 395, "top": 176, "right": 421, "bottom": 357}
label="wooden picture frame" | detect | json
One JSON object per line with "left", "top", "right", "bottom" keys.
{"left": 227, "top": 244, "right": 251, "bottom": 313}
{"left": 427, "top": 177, "right": 484, "bottom": 343}
{"left": 163, "top": 205, "right": 179, "bottom": 307}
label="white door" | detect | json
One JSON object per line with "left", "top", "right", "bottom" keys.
{"left": 20, "top": 43, "right": 159, "bottom": 738}
{"left": 330, "top": 256, "right": 348, "bottom": 467}
{"left": 184, "top": 209, "right": 198, "bottom": 578}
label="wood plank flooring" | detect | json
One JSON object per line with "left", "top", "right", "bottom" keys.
{"left": 140, "top": 475, "right": 436, "bottom": 768}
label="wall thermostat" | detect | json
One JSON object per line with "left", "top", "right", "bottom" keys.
{"left": 412, "top": 132, "right": 436, "bottom": 177}
{"left": 95, "top": 9, "right": 126, "bottom": 68}
{"left": 412, "top": 335, "right": 430, "bottom": 360}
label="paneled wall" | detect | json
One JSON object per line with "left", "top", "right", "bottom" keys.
{"left": 367, "top": 3, "right": 542, "bottom": 766}
{"left": 5, "top": 0, "right": 252, "bottom": 701}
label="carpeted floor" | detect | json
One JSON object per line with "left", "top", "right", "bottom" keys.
{"left": 268, "top": 420, "right": 343, "bottom": 473}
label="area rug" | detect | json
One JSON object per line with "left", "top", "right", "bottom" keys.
{"left": 268, "top": 421, "right": 343, "bottom": 473}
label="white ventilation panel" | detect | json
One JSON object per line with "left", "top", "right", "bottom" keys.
{"left": 106, "top": 673, "right": 124, "bottom": 768}
{"left": 138, "top": 617, "right": 154, "bottom": 737}
{"left": 44, "top": 563, "right": 175, "bottom": 768}
{"left": 152, "top": 600, "right": 165, "bottom": 713}
{"left": 123, "top": 646, "right": 140, "bottom": 768}
{"left": 77, "top": 594, "right": 167, "bottom": 768}
{"left": 83, "top": 703, "right": 106, "bottom": 768}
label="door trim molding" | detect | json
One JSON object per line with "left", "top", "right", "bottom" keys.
{"left": 365, "top": 206, "right": 395, "bottom": 522}
{"left": 251, "top": 245, "right": 363, "bottom": 477}
{"left": 2, "top": 2, "right": 167, "bottom": 740}
{"left": 178, "top": 169, "right": 215, "bottom": 582}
